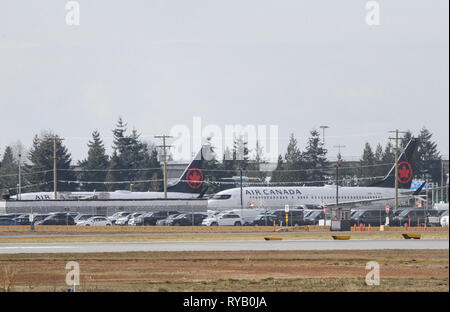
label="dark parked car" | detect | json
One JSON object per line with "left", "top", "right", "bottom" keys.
{"left": 0, "top": 218, "right": 18, "bottom": 225}
{"left": 350, "top": 209, "right": 392, "bottom": 226}
{"left": 12, "top": 214, "right": 32, "bottom": 225}
{"left": 167, "top": 213, "right": 207, "bottom": 226}
{"left": 250, "top": 214, "right": 278, "bottom": 226}
{"left": 155, "top": 213, "right": 182, "bottom": 226}
{"left": 391, "top": 209, "right": 441, "bottom": 227}
{"left": 136, "top": 211, "right": 180, "bottom": 226}
{"left": 271, "top": 209, "right": 305, "bottom": 226}
{"left": 304, "top": 210, "right": 326, "bottom": 225}
{"left": 35, "top": 214, "right": 75, "bottom": 225}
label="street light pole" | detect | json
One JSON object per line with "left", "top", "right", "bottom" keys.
{"left": 319, "top": 126, "right": 330, "bottom": 144}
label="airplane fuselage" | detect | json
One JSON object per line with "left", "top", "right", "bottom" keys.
{"left": 207, "top": 185, "right": 410, "bottom": 210}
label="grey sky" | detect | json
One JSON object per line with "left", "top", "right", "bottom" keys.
{"left": 0, "top": 0, "right": 448, "bottom": 163}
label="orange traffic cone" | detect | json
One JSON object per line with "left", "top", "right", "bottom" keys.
{"left": 353, "top": 224, "right": 356, "bottom": 232}
{"left": 368, "top": 224, "right": 371, "bottom": 232}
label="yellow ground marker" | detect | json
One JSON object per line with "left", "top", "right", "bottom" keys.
{"left": 402, "top": 233, "right": 421, "bottom": 239}
{"left": 264, "top": 237, "right": 283, "bottom": 241}
{"left": 331, "top": 235, "right": 351, "bottom": 240}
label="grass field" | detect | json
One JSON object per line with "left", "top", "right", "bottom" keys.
{"left": 0, "top": 249, "right": 447, "bottom": 292}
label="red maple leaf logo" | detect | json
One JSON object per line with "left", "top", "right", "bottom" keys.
{"left": 186, "top": 168, "right": 203, "bottom": 189}
{"left": 397, "top": 161, "right": 412, "bottom": 184}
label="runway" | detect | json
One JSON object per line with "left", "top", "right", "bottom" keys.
{"left": 0, "top": 239, "right": 448, "bottom": 254}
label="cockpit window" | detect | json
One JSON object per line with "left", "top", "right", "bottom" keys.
{"left": 213, "top": 194, "right": 232, "bottom": 200}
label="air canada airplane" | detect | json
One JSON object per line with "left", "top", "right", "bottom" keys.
{"left": 10, "top": 145, "right": 213, "bottom": 201}
{"left": 208, "top": 138, "right": 422, "bottom": 210}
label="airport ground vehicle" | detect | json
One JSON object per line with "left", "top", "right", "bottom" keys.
{"left": 108, "top": 212, "right": 132, "bottom": 225}
{"left": 250, "top": 214, "right": 278, "bottom": 226}
{"left": 77, "top": 216, "right": 112, "bottom": 226}
{"left": 202, "top": 211, "right": 244, "bottom": 226}
{"left": 167, "top": 213, "right": 208, "bottom": 226}
{"left": 35, "top": 214, "right": 75, "bottom": 225}
{"left": 135, "top": 211, "right": 181, "bottom": 226}
{"left": 391, "top": 209, "right": 441, "bottom": 226}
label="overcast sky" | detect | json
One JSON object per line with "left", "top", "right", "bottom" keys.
{"left": 0, "top": 0, "right": 448, "bottom": 163}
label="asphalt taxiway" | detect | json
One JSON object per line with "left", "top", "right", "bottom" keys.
{"left": 0, "top": 239, "right": 447, "bottom": 254}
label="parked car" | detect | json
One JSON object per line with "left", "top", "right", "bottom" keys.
{"left": 12, "top": 214, "right": 32, "bottom": 225}
{"left": 439, "top": 210, "right": 448, "bottom": 227}
{"left": 108, "top": 212, "right": 132, "bottom": 225}
{"left": 391, "top": 209, "right": 440, "bottom": 227}
{"left": 0, "top": 218, "right": 18, "bottom": 225}
{"left": 77, "top": 216, "right": 112, "bottom": 226}
{"left": 250, "top": 214, "right": 278, "bottom": 226}
{"left": 202, "top": 212, "right": 243, "bottom": 226}
{"left": 124, "top": 212, "right": 145, "bottom": 226}
{"left": 74, "top": 214, "right": 100, "bottom": 223}
{"left": 155, "top": 213, "right": 182, "bottom": 226}
{"left": 304, "top": 210, "right": 325, "bottom": 225}
{"left": 350, "top": 209, "right": 392, "bottom": 226}
{"left": 271, "top": 209, "right": 305, "bottom": 226}
{"left": 35, "top": 214, "right": 75, "bottom": 225}
{"left": 31, "top": 214, "right": 51, "bottom": 224}
{"left": 135, "top": 211, "right": 181, "bottom": 226}
{"left": 167, "top": 213, "right": 207, "bottom": 226}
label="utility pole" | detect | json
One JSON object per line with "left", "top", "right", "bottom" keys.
{"left": 239, "top": 167, "right": 243, "bottom": 210}
{"left": 389, "top": 130, "right": 407, "bottom": 211}
{"left": 154, "top": 135, "right": 172, "bottom": 199}
{"left": 53, "top": 137, "right": 64, "bottom": 200}
{"left": 333, "top": 145, "right": 345, "bottom": 223}
{"left": 441, "top": 160, "right": 445, "bottom": 202}
{"left": 18, "top": 153, "right": 22, "bottom": 200}
{"left": 319, "top": 126, "right": 330, "bottom": 144}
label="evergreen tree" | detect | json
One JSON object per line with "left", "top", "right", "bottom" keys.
{"left": 0, "top": 146, "right": 18, "bottom": 193}
{"left": 78, "top": 130, "right": 110, "bottom": 191}
{"left": 303, "top": 129, "right": 328, "bottom": 186}
{"left": 417, "top": 127, "right": 441, "bottom": 182}
{"left": 374, "top": 143, "right": 384, "bottom": 177}
{"left": 270, "top": 155, "right": 285, "bottom": 183}
{"left": 27, "top": 132, "right": 76, "bottom": 192}
{"left": 280, "top": 134, "right": 306, "bottom": 185}
{"left": 360, "top": 142, "right": 376, "bottom": 185}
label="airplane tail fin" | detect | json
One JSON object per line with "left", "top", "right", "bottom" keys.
{"left": 167, "top": 144, "right": 214, "bottom": 195}
{"left": 369, "top": 138, "right": 419, "bottom": 189}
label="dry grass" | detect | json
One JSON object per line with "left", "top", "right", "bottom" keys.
{"left": 0, "top": 249, "right": 447, "bottom": 292}
{"left": 0, "top": 264, "right": 18, "bottom": 292}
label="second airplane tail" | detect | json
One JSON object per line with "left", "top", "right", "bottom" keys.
{"left": 369, "top": 138, "right": 419, "bottom": 189}
{"left": 167, "top": 144, "right": 214, "bottom": 195}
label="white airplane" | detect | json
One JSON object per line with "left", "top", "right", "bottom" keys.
{"left": 208, "top": 138, "right": 423, "bottom": 211}
{"left": 11, "top": 145, "right": 213, "bottom": 201}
